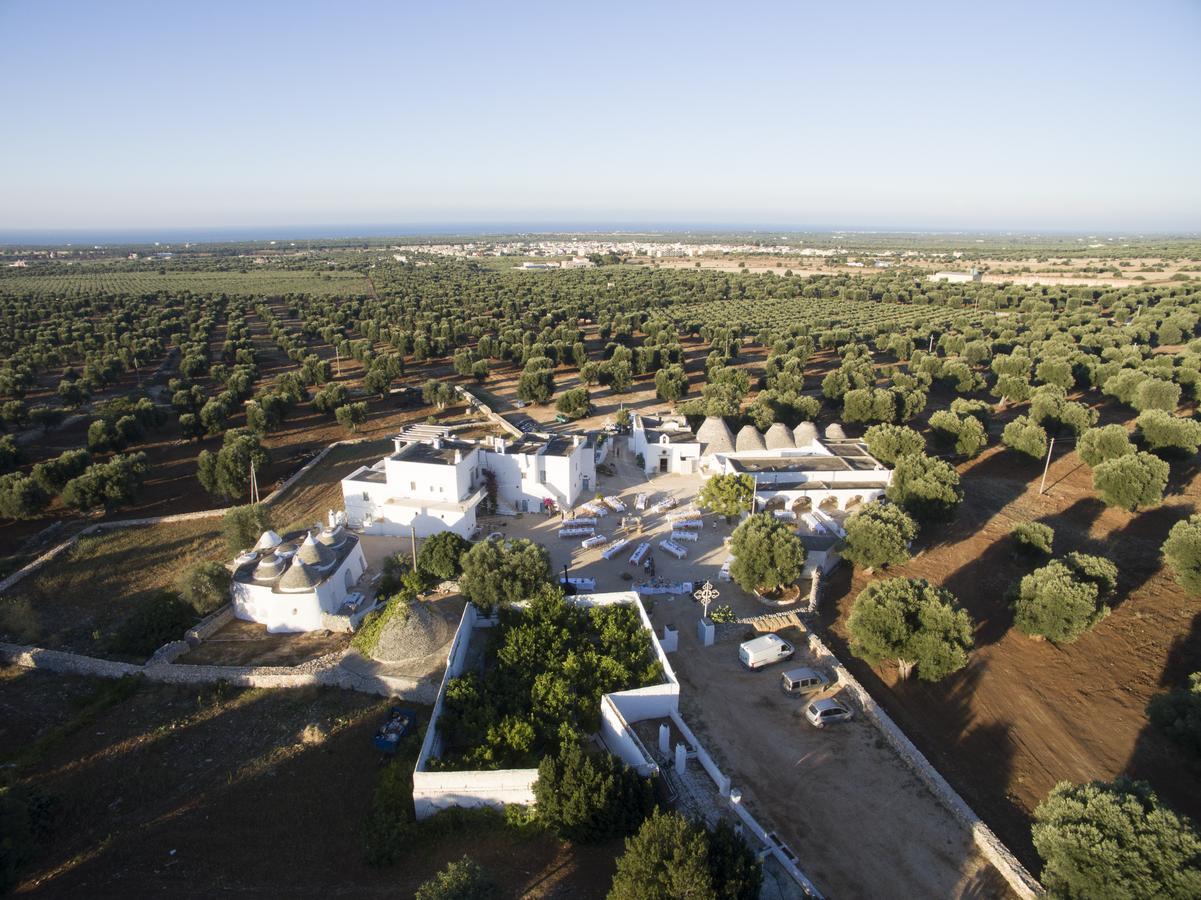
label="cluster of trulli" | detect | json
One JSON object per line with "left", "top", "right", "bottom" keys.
{"left": 229, "top": 523, "right": 368, "bottom": 633}
{"left": 695, "top": 416, "right": 841, "bottom": 456}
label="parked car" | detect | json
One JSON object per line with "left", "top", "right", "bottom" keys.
{"left": 804, "top": 698, "right": 854, "bottom": 728}
{"left": 780, "top": 666, "right": 830, "bottom": 696}
{"left": 739, "top": 633, "right": 794, "bottom": 670}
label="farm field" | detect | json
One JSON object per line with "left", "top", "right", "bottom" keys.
{"left": 0, "top": 267, "right": 373, "bottom": 297}
{"left": 819, "top": 436, "right": 1201, "bottom": 871}
{"left": 0, "top": 668, "right": 619, "bottom": 898}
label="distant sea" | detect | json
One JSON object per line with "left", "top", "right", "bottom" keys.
{"left": 0, "top": 222, "right": 823, "bottom": 247}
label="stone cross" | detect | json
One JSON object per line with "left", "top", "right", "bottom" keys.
{"left": 693, "top": 580, "right": 720, "bottom": 619}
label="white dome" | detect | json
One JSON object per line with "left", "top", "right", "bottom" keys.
{"left": 254, "top": 530, "right": 283, "bottom": 551}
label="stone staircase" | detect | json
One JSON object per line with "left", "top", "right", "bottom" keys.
{"left": 736, "top": 610, "right": 804, "bottom": 633}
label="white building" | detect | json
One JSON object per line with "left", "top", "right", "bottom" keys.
{"left": 229, "top": 525, "right": 368, "bottom": 633}
{"left": 341, "top": 425, "right": 595, "bottom": 538}
{"left": 929, "top": 268, "right": 982, "bottom": 283}
{"left": 630, "top": 415, "right": 891, "bottom": 512}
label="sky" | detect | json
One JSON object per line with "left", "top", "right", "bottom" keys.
{"left": 2, "top": 0, "right": 1200, "bottom": 237}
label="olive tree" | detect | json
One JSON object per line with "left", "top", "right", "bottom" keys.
{"left": 1076, "top": 424, "right": 1135, "bottom": 467}
{"left": 697, "top": 473, "right": 754, "bottom": 519}
{"left": 1093, "top": 451, "right": 1169, "bottom": 510}
{"left": 1032, "top": 778, "right": 1201, "bottom": 900}
{"left": 885, "top": 453, "right": 963, "bottom": 523}
{"left": 417, "top": 530, "right": 470, "bottom": 583}
{"left": 222, "top": 503, "right": 273, "bottom": 554}
{"left": 1137, "top": 410, "right": 1201, "bottom": 456}
{"left": 846, "top": 577, "right": 974, "bottom": 681}
{"left": 1002, "top": 415, "right": 1048, "bottom": 460}
{"left": 840, "top": 501, "right": 917, "bottom": 570}
{"left": 459, "top": 538, "right": 552, "bottom": 612}
{"left": 1163, "top": 514, "right": 1201, "bottom": 594}
{"left": 864, "top": 423, "right": 925, "bottom": 465}
{"left": 729, "top": 513, "right": 805, "bottom": 593}
{"left": 1012, "top": 552, "right": 1118, "bottom": 643}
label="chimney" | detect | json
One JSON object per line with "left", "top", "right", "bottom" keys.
{"left": 453, "top": 449, "right": 462, "bottom": 464}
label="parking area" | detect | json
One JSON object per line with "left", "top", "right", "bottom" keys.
{"left": 659, "top": 616, "right": 1010, "bottom": 898}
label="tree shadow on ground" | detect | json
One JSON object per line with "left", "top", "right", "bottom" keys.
{"left": 1122, "top": 609, "right": 1201, "bottom": 830}
{"left": 815, "top": 615, "right": 1032, "bottom": 879}
{"left": 1104, "top": 503, "right": 1196, "bottom": 608}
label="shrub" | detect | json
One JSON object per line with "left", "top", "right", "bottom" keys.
{"left": 1012, "top": 552, "right": 1118, "bottom": 643}
{"left": 417, "top": 531, "right": 469, "bottom": 583}
{"left": 729, "top": 513, "right": 805, "bottom": 593}
{"left": 847, "top": 577, "right": 974, "bottom": 681}
{"left": 221, "top": 503, "right": 274, "bottom": 554}
{"left": 458, "top": 538, "right": 552, "bottom": 612}
{"left": 885, "top": 453, "right": 963, "bottom": 523}
{"left": 533, "top": 742, "right": 656, "bottom": 843}
{"left": 1163, "top": 514, "right": 1201, "bottom": 594}
{"left": 1011, "top": 522, "right": 1054, "bottom": 556}
{"left": 175, "top": 561, "right": 231, "bottom": 615}
{"left": 1076, "top": 424, "right": 1135, "bottom": 467}
{"left": 1093, "top": 451, "right": 1169, "bottom": 510}
{"left": 109, "top": 591, "right": 197, "bottom": 658}
{"left": 863, "top": 423, "right": 925, "bottom": 465}
{"left": 1032, "top": 778, "right": 1201, "bottom": 899}
{"left": 840, "top": 501, "right": 917, "bottom": 570}
{"left": 708, "top": 604, "right": 735, "bottom": 624}
{"left": 1148, "top": 672, "right": 1201, "bottom": 758}
{"left": 697, "top": 473, "right": 754, "bottom": 518}
{"left": 1001, "top": 415, "right": 1048, "bottom": 459}
{"left": 415, "top": 856, "right": 499, "bottom": 900}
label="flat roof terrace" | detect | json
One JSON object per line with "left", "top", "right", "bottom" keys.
{"left": 390, "top": 439, "right": 476, "bottom": 466}
{"left": 730, "top": 455, "right": 876, "bottom": 474}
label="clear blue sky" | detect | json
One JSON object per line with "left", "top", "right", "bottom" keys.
{"left": 3, "top": 0, "right": 1199, "bottom": 235}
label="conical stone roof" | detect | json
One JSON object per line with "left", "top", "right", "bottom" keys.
{"left": 735, "top": 424, "right": 766, "bottom": 452}
{"left": 696, "top": 416, "right": 735, "bottom": 455}
{"left": 278, "top": 560, "right": 321, "bottom": 592}
{"left": 296, "top": 533, "right": 335, "bottom": 568}
{"left": 825, "top": 423, "right": 847, "bottom": 442}
{"left": 764, "top": 422, "right": 795, "bottom": 450}
{"left": 253, "top": 552, "right": 286, "bottom": 581}
{"left": 793, "top": 422, "right": 818, "bottom": 446}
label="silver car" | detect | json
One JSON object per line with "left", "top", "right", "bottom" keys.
{"left": 805, "top": 698, "right": 854, "bottom": 728}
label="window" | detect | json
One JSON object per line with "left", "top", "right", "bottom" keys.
{"left": 410, "top": 481, "right": 416, "bottom": 491}
{"left": 362, "top": 492, "right": 369, "bottom": 501}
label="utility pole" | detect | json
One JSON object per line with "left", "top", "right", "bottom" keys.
{"left": 249, "top": 460, "right": 260, "bottom": 504}
{"left": 1039, "top": 437, "right": 1056, "bottom": 495}
{"left": 410, "top": 524, "right": 418, "bottom": 570}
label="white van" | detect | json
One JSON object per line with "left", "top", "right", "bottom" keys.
{"left": 739, "top": 634, "right": 794, "bottom": 670}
